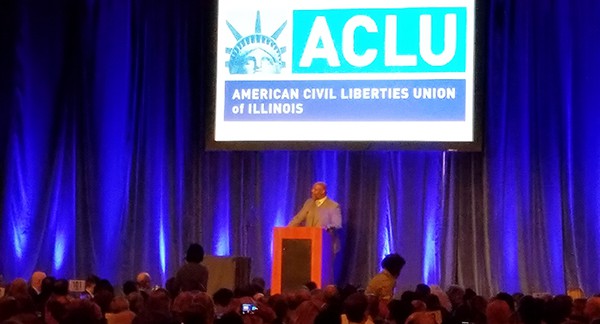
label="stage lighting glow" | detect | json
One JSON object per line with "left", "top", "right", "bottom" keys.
{"left": 11, "top": 222, "right": 25, "bottom": 260}
{"left": 159, "top": 217, "right": 167, "bottom": 282}
{"left": 53, "top": 232, "right": 66, "bottom": 271}
{"left": 423, "top": 216, "right": 438, "bottom": 284}
{"left": 215, "top": 227, "right": 230, "bottom": 256}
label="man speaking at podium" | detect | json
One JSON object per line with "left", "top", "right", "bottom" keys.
{"left": 288, "top": 181, "right": 342, "bottom": 252}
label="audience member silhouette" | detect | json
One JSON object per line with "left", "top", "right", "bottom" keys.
{"left": 366, "top": 253, "right": 406, "bottom": 301}
{"left": 174, "top": 243, "right": 209, "bottom": 293}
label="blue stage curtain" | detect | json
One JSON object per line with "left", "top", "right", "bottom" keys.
{"left": 1, "top": 0, "right": 599, "bottom": 296}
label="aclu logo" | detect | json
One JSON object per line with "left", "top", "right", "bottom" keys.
{"left": 225, "top": 11, "right": 288, "bottom": 75}
{"left": 292, "top": 7, "right": 468, "bottom": 73}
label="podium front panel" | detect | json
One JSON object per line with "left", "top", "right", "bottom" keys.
{"left": 281, "top": 239, "right": 312, "bottom": 292}
{"left": 272, "top": 227, "right": 333, "bottom": 294}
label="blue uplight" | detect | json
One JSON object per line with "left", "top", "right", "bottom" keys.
{"left": 53, "top": 232, "right": 65, "bottom": 271}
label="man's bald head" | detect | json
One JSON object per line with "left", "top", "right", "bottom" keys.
{"left": 136, "top": 272, "right": 151, "bottom": 289}
{"left": 311, "top": 182, "right": 327, "bottom": 200}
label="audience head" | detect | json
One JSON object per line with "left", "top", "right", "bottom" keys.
{"left": 213, "top": 288, "right": 234, "bottom": 307}
{"left": 446, "top": 285, "right": 465, "bottom": 308}
{"left": 512, "top": 292, "right": 525, "bottom": 306}
{"left": 585, "top": 297, "right": 600, "bottom": 320}
{"left": 136, "top": 272, "right": 152, "bottom": 289}
{"left": 304, "top": 281, "right": 318, "bottom": 291}
{"left": 185, "top": 243, "right": 205, "bottom": 263}
{"left": 147, "top": 288, "right": 172, "bottom": 313}
{"left": 339, "top": 284, "right": 358, "bottom": 302}
{"left": 464, "top": 288, "right": 477, "bottom": 301}
{"left": 46, "top": 298, "right": 68, "bottom": 322}
{"left": 288, "top": 288, "right": 311, "bottom": 310}
{"left": 518, "top": 295, "right": 545, "bottom": 324}
{"left": 165, "top": 276, "right": 178, "bottom": 299}
{"left": 572, "top": 297, "right": 586, "bottom": 317}
{"left": 41, "top": 276, "right": 56, "bottom": 296}
{"left": 424, "top": 293, "right": 442, "bottom": 310}
{"left": 429, "top": 285, "right": 452, "bottom": 312}
{"left": 123, "top": 280, "right": 138, "bottom": 295}
{"left": 387, "top": 299, "right": 414, "bottom": 324}
{"left": 251, "top": 277, "right": 266, "bottom": 291}
{"left": 495, "top": 292, "right": 515, "bottom": 312}
{"left": 365, "top": 293, "right": 382, "bottom": 321}
{"left": 323, "top": 284, "right": 339, "bottom": 302}
{"left": 250, "top": 283, "right": 266, "bottom": 300}
{"left": 400, "top": 290, "right": 419, "bottom": 303}
{"left": 95, "top": 278, "right": 114, "bottom": 294}
{"left": 543, "top": 294, "right": 572, "bottom": 324}
{"left": 411, "top": 299, "right": 427, "bottom": 312}
{"left": 62, "top": 299, "right": 102, "bottom": 324}
{"left": 7, "top": 278, "right": 28, "bottom": 297}
{"left": 415, "top": 283, "right": 431, "bottom": 299}
{"left": 127, "top": 291, "right": 145, "bottom": 314}
{"left": 109, "top": 295, "right": 130, "bottom": 313}
{"left": 10, "top": 294, "right": 36, "bottom": 315}
{"left": 30, "top": 271, "right": 46, "bottom": 291}
{"left": 53, "top": 279, "right": 70, "bottom": 296}
{"left": 94, "top": 280, "right": 115, "bottom": 314}
{"left": 268, "top": 294, "right": 289, "bottom": 319}
{"left": 213, "top": 288, "right": 235, "bottom": 319}
{"left": 486, "top": 299, "right": 512, "bottom": 324}
{"left": 85, "top": 274, "right": 100, "bottom": 291}
{"left": 344, "top": 292, "right": 369, "bottom": 323}
{"left": 405, "top": 311, "right": 437, "bottom": 324}
{"left": 470, "top": 295, "right": 488, "bottom": 318}
{"left": 314, "top": 307, "right": 342, "bottom": 324}
{"left": 566, "top": 287, "right": 585, "bottom": 299}
{"left": 172, "top": 291, "right": 214, "bottom": 324}
{"left": 381, "top": 253, "right": 406, "bottom": 278}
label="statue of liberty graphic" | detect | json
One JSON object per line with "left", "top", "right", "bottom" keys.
{"left": 226, "top": 11, "right": 287, "bottom": 74}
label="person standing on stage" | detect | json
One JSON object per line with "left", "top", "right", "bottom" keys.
{"left": 288, "top": 181, "right": 342, "bottom": 254}
{"left": 288, "top": 181, "right": 342, "bottom": 230}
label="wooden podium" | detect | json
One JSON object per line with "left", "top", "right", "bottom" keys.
{"left": 271, "top": 227, "right": 333, "bottom": 294}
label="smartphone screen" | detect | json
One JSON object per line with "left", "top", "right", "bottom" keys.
{"left": 241, "top": 303, "right": 258, "bottom": 315}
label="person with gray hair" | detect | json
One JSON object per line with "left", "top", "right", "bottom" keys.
{"left": 136, "top": 272, "right": 151, "bottom": 291}
{"left": 28, "top": 271, "right": 46, "bottom": 312}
